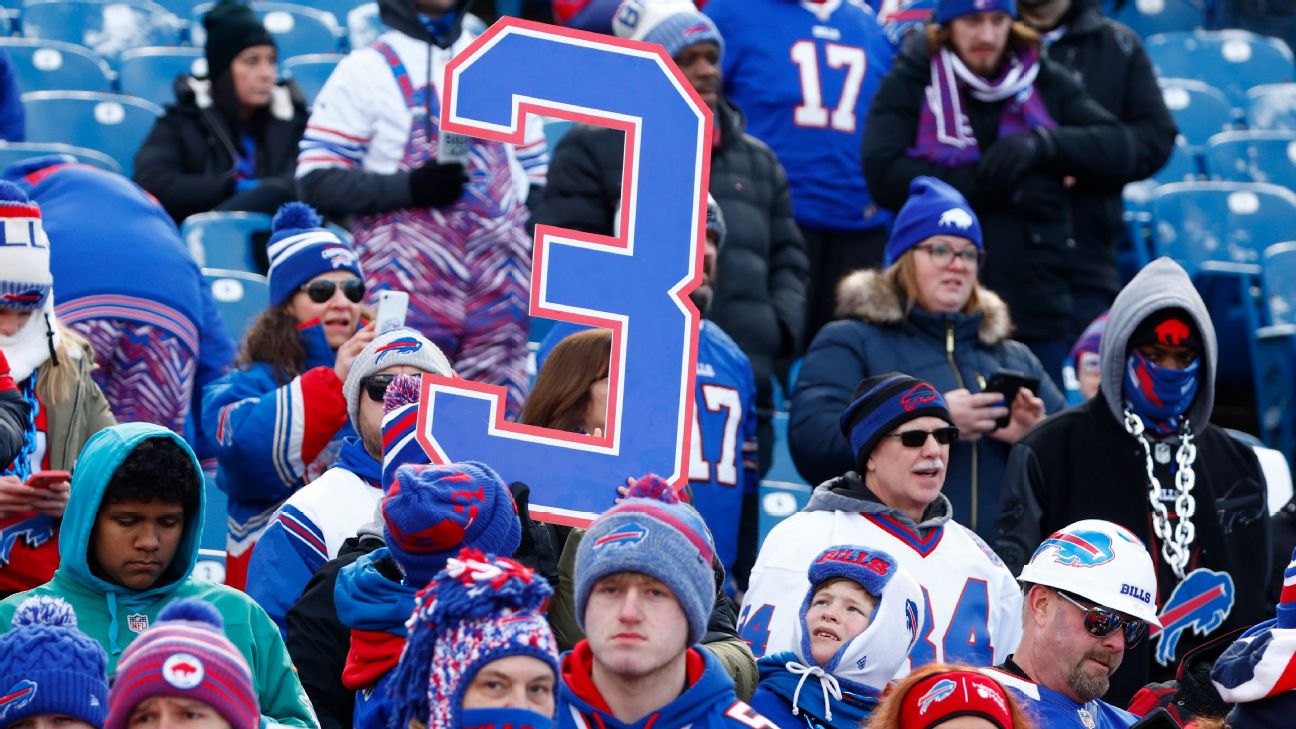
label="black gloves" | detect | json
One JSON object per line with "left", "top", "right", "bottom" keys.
{"left": 408, "top": 161, "right": 468, "bottom": 208}
{"left": 1010, "top": 171, "right": 1067, "bottom": 221}
{"left": 977, "top": 127, "right": 1057, "bottom": 191}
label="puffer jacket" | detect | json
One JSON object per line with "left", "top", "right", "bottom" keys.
{"left": 134, "top": 75, "right": 307, "bottom": 222}
{"left": 789, "top": 270, "right": 1064, "bottom": 536}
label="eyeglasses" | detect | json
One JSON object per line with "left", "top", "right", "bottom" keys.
{"left": 1055, "top": 589, "right": 1147, "bottom": 648}
{"left": 363, "top": 374, "right": 397, "bottom": 403}
{"left": 915, "top": 243, "right": 984, "bottom": 268}
{"left": 301, "top": 278, "right": 366, "bottom": 304}
{"left": 884, "top": 426, "right": 960, "bottom": 447}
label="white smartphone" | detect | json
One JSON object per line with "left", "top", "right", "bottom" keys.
{"left": 438, "top": 128, "right": 471, "bottom": 164}
{"left": 375, "top": 291, "right": 409, "bottom": 334}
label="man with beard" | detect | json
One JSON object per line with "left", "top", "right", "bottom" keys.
{"left": 985, "top": 519, "right": 1160, "bottom": 728}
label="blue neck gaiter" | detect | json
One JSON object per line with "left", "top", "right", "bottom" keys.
{"left": 1123, "top": 350, "right": 1200, "bottom": 436}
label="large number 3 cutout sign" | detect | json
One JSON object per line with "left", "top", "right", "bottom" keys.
{"left": 415, "top": 19, "right": 712, "bottom": 526}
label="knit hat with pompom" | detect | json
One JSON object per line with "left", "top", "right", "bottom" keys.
{"left": 0, "top": 596, "right": 108, "bottom": 729}
{"left": 264, "top": 201, "right": 363, "bottom": 307}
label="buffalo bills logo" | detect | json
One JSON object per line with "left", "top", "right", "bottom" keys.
{"left": 593, "top": 523, "right": 647, "bottom": 550}
{"left": 917, "top": 679, "right": 957, "bottom": 714}
{"left": 0, "top": 516, "right": 56, "bottom": 567}
{"left": 373, "top": 337, "right": 422, "bottom": 364}
{"left": 0, "top": 288, "right": 43, "bottom": 304}
{"left": 1151, "top": 569, "right": 1235, "bottom": 666}
{"left": 1156, "top": 319, "right": 1191, "bottom": 347}
{"left": 1030, "top": 529, "right": 1116, "bottom": 568}
{"left": 682, "top": 23, "right": 711, "bottom": 39}
{"left": 905, "top": 598, "right": 921, "bottom": 649}
{"left": 938, "top": 208, "right": 975, "bottom": 230}
{"left": 320, "top": 246, "right": 356, "bottom": 269}
{"left": 163, "top": 653, "right": 205, "bottom": 689}
{"left": 900, "top": 383, "right": 939, "bottom": 412}
{"left": 0, "top": 680, "right": 36, "bottom": 719}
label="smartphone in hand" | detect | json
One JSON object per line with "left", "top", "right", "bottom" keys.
{"left": 984, "top": 370, "right": 1041, "bottom": 429}
{"left": 375, "top": 291, "right": 410, "bottom": 335}
{"left": 26, "top": 470, "right": 71, "bottom": 489}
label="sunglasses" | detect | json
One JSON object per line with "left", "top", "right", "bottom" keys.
{"left": 363, "top": 374, "right": 397, "bottom": 403}
{"left": 884, "top": 426, "right": 960, "bottom": 448}
{"left": 1055, "top": 589, "right": 1147, "bottom": 648}
{"left": 301, "top": 278, "right": 365, "bottom": 304}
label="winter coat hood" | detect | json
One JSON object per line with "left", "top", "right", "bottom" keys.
{"left": 834, "top": 269, "right": 1014, "bottom": 347}
{"left": 1099, "top": 257, "right": 1216, "bottom": 427}
{"left": 805, "top": 471, "right": 953, "bottom": 532}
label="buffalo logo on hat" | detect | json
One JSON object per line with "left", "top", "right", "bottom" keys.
{"left": 162, "top": 654, "right": 205, "bottom": 690}
{"left": 1031, "top": 529, "right": 1116, "bottom": 568}
{"left": 900, "top": 383, "right": 940, "bottom": 412}
{"left": 1155, "top": 318, "right": 1191, "bottom": 347}
{"left": 1, "top": 287, "right": 44, "bottom": 305}
{"left": 937, "top": 208, "right": 975, "bottom": 230}
{"left": 127, "top": 614, "right": 150, "bottom": 633}
{"left": 0, "top": 680, "right": 37, "bottom": 719}
{"left": 593, "top": 523, "right": 647, "bottom": 550}
{"left": 918, "top": 679, "right": 957, "bottom": 714}
{"left": 373, "top": 337, "right": 423, "bottom": 364}
{"left": 320, "top": 246, "right": 357, "bottom": 269}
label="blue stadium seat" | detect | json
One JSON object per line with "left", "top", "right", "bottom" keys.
{"left": 204, "top": 267, "right": 269, "bottom": 343}
{"left": 281, "top": 53, "right": 341, "bottom": 107}
{"left": 118, "top": 47, "right": 205, "bottom": 108}
{"left": 309, "top": 0, "right": 368, "bottom": 28}
{"left": 21, "top": 91, "right": 162, "bottom": 177}
{"left": 1146, "top": 30, "right": 1295, "bottom": 112}
{"left": 183, "top": 211, "right": 272, "bottom": 273}
{"left": 1151, "top": 181, "right": 1296, "bottom": 271}
{"left": 0, "top": 140, "right": 123, "bottom": 174}
{"left": 1206, "top": 130, "right": 1296, "bottom": 189}
{"left": 19, "top": 0, "right": 185, "bottom": 69}
{"left": 346, "top": 3, "right": 383, "bottom": 51}
{"left": 1159, "top": 78, "right": 1234, "bottom": 150}
{"left": 1248, "top": 83, "right": 1296, "bottom": 132}
{"left": 543, "top": 119, "right": 574, "bottom": 150}
{"left": 191, "top": 2, "right": 341, "bottom": 59}
{"left": 758, "top": 411, "right": 812, "bottom": 542}
{"left": 1108, "top": 0, "right": 1203, "bottom": 39}
{"left": 1264, "top": 242, "right": 1296, "bottom": 327}
{"left": 1253, "top": 242, "right": 1296, "bottom": 465}
{"left": 0, "top": 38, "right": 112, "bottom": 93}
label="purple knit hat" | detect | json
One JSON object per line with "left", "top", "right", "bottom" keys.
{"left": 106, "top": 600, "right": 258, "bottom": 729}
{"left": 381, "top": 462, "right": 523, "bottom": 588}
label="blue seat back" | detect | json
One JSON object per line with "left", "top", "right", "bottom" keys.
{"left": 192, "top": 2, "right": 341, "bottom": 59}
{"left": 20, "top": 0, "right": 185, "bottom": 69}
{"left": 1263, "top": 242, "right": 1296, "bottom": 327}
{"left": 182, "top": 211, "right": 272, "bottom": 273}
{"left": 346, "top": 3, "right": 383, "bottom": 51}
{"left": 1108, "top": 0, "right": 1203, "bottom": 38}
{"left": 0, "top": 140, "right": 122, "bottom": 173}
{"left": 21, "top": 91, "right": 162, "bottom": 177}
{"left": 204, "top": 267, "right": 269, "bottom": 343}
{"left": 1159, "top": 79, "right": 1234, "bottom": 150}
{"left": 118, "top": 47, "right": 205, "bottom": 108}
{"left": 1207, "top": 131, "right": 1296, "bottom": 189}
{"left": 1147, "top": 30, "right": 1295, "bottom": 111}
{"left": 1151, "top": 181, "right": 1296, "bottom": 273}
{"left": 281, "top": 53, "right": 341, "bottom": 107}
{"left": 1248, "top": 83, "right": 1296, "bottom": 132}
{"left": 0, "top": 38, "right": 112, "bottom": 93}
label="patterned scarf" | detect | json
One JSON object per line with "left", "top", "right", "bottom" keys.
{"left": 1, "top": 372, "right": 38, "bottom": 480}
{"left": 909, "top": 45, "right": 1057, "bottom": 167}
{"left": 1124, "top": 350, "right": 1200, "bottom": 437}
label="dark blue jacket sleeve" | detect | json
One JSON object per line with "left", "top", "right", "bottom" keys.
{"left": 789, "top": 322, "right": 867, "bottom": 486}
{"left": 0, "top": 49, "right": 24, "bottom": 142}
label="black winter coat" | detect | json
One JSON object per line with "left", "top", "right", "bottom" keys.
{"left": 1041, "top": 0, "right": 1177, "bottom": 294}
{"left": 862, "top": 40, "right": 1130, "bottom": 341}
{"left": 133, "top": 76, "right": 308, "bottom": 223}
{"left": 534, "top": 98, "right": 809, "bottom": 424}
{"left": 994, "top": 396, "right": 1275, "bottom": 707}
{"left": 0, "top": 386, "right": 29, "bottom": 468}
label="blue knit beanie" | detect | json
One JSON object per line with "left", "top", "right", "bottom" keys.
{"left": 0, "top": 597, "right": 108, "bottom": 729}
{"left": 575, "top": 475, "right": 716, "bottom": 646}
{"left": 884, "top": 176, "right": 983, "bottom": 266}
{"left": 265, "top": 202, "right": 363, "bottom": 307}
{"left": 612, "top": 0, "right": 724, "bottom": 61}
{"left": 839, "top": 373, "right": 954, "bottom": 469}
{"left": 382, "top": 461, "right": 523, "bottom": 588}
{"left": 936, "top": 0, "right": 1017, "bottom": 24}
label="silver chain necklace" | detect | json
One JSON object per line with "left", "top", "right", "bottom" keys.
{"left": 1122, "top": 409, "right": 1198, "bottom": 580}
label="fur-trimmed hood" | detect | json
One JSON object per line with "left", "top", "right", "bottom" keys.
{"left": 833, "top": 269, "right": 1014, "bottom": 347}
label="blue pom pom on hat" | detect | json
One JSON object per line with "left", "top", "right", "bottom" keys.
{"left": 0, "top": 596, "right": 108, "bottom": 729}
{"left": 265, "top": 201, "right": 363, "bottom": 307}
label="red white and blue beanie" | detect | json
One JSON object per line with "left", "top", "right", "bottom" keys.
{"left": 106, "top": 599, "right": 258, "bottom": 729}
{"left": 0, "top": 181, "right": 51, "bottom": 315}
{"left": 612, "top": 0, "right": 724, "bottom": 61}
{"left": 839, "top": 373, "right": 954, "bottom": 470}
{"left": 936, "top": 0, "right": 1017, "bottom": 24}
{"left": 342, "top": 327, "right": 452, "bottom": 427}
{"left": 380, "top": 373, "right": 426, "bottom": 490}
{"left": 885, "top": 176, "right": 983, "bottom": 266}
{"left": 265, "top": 202, "right": 362, "bottom": 307}
{"left": 1210, "top": 548, "right": 1296, "bottom": 729}
{"left": 382, "top": 462, "right": 523, "bottom": 588}
{"left": 796, "top": 546, "right": 925, "bottom": 693}
{"left": 575, "top": 475, "right": 716, "bottom": 646}
{"left": 0, "top": 597, "right": 108, "bottom": 729}
{"left": 423, "top": 548, "right": 559, "bottom": 729}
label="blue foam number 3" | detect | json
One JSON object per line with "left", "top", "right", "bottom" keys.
{"left": 416, "top": 19, "right": 712, "bottom": 524}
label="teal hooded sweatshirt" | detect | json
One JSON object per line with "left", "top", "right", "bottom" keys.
{"left": 0, "top": 423, "right": 319, "bottom": 729}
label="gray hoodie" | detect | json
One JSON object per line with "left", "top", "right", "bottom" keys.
{"left": 1099, "top": 257, "right": 1218, "bottom": 430}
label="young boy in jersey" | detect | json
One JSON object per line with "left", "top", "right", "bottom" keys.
{"left": 0, "top": 423, "right": 316, "bottom": 729}
{"left": 749, "top": 545, "right": 923, "bottom": 727}
{"left": 0, "top": 596, "right": 108, "bottom": 729}
{"left": 557, "top": 477, "right": 776, "bottom": 728}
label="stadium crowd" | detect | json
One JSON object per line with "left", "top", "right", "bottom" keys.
{"left": 2, "top": 0, "right": 1295, "bottom": 727}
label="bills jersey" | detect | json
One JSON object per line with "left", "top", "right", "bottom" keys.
{"left": 705, "top": 0, "right": 895, "bottom": 232}
{"left": 984, "top": 668, "right": 1139, "bottom": 728}
{"left": 740, "top": 505, "right": 1023, "bottom": 674}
